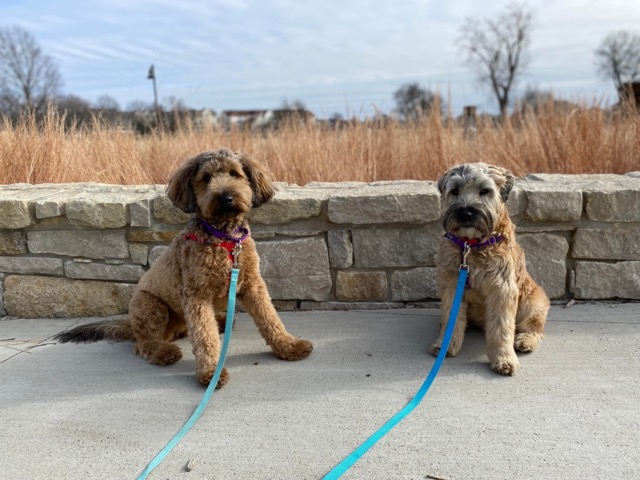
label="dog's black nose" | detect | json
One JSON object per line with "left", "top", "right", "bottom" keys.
{"left": 459, "top": 207, "right": 475, "bottom": 221}
{"left": 220, "top": 194, "right": 234, "bottom": 206}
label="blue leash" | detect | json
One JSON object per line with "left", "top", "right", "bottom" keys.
{"left": 136, "top": 268, "right": 239, "bottom": 480}
{"left": 323, "top": 266, "right": 468, "bottom": 479}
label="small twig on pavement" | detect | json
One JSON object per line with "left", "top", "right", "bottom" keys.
{"left": 185, "top": 458, "right": 195, "bottom": 472}
{"left": 564, "top": 299, "right": 576, "bottom": 309}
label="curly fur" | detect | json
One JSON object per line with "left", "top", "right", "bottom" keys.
{"left": 55, "top": 149, "right": 313, "bottom": 387}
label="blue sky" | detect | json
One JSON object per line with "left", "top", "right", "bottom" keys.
{"left": 2, "top": 0, "right": 640, "bottom": 118}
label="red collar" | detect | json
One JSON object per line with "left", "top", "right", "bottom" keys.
{"left": 183, "top": 233, "right": 245, "bottom": 265}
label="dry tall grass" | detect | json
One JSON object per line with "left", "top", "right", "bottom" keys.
{"left": 1, "top": 104, "right": 639, "bottom": 186}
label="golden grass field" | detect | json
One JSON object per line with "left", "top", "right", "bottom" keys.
{"left": 1, "top": 104, "right": 639, "bottom": 186}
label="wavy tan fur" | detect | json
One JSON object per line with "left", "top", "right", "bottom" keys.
{"left": 432, "top": 162, "right": 549, "bottom": 376}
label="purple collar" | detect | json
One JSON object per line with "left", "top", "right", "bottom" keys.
{"left": 445, "top": 232, "right": 504, "bottom": 249}
{"left": 199, "top": 218, "right": 249, "bottom": 243}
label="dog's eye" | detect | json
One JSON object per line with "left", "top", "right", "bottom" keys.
{"left": 202, "top": 174, "right": 212, "bottom": 184}
{"left": 479, "top": 188, "right": 490, "bottom": 196}
{"left": 450, "top": 188, "right": 459, "bottom": 196}
{"left": 229, "top": 170, "right": 241, "bottom": 178}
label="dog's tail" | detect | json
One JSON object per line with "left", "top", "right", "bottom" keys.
{"left": 54, "top": 319, "right": 134, "bottom": 344}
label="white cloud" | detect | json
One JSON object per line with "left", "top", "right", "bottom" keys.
{"left": 1, "top": 0, "right": 638, "bottom": 115}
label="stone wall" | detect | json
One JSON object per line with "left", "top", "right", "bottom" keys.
{"left": 1, "top": 173, "right": 639, "bottom": 318}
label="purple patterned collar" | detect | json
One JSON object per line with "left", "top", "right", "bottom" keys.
{"left": 199, "top": 218, "right": 249, "bottom": 243}
{"left": 445, "top": 232, "right": 504, "bottom": 249}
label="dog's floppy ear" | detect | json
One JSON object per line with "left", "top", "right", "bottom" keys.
{"left": 239, "top": 154, "right": 276, "bottom": 207}
{"left": 165, "top": 155, "right": 202, "bottom": 213}
{"left": 487, "top": 165, "right": 515, "bottom": 202}
{"left": 437, "top": 166, "right": 461, "bottom": 195}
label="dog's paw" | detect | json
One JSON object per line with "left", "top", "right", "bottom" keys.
{"left": 134, "top": 342, "right": 183, "bottom": 366}
{"left": 197, "top": 367, "right": 229, "bottom": 389}
{"left": 429, "top": 343, "right": 458, "bottom": 358}
{"left": 490, "top": 354, "right": 519, "bottom": 376}
{"left": 274, "top": 338, "right": 313, "bottom": 361}
{"left": 514, "top": 332, "right": 541, "bottom": 353}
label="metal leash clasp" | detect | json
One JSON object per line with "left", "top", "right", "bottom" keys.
{"left": 459, "top": 242, "right": 471, "bottom": 272}
{"left": 232, "top": 243, "right": 243, "bottom": 268}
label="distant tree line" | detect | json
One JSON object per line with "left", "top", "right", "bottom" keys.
{"left": 1, "top": 7, "right": 640, "bottom": 128}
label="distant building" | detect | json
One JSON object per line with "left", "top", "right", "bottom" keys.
{"left": 220, "top": 109, "right": 315, "bottom": 130}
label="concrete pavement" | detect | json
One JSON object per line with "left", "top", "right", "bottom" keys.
{"left": 1, "top": 304, "right": 639, "bottom": 480}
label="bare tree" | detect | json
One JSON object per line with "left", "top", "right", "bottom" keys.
{"left": 393, "top": 82, "right": 440, "bottom": 121}
{"left": 594, "top": 30, "right": 640, "bottom": 103}
{"left": 457, "top": 3, "right": 533, "bottom": 117}
{"left": 94, "top": 95, "right": 120, "bottom": 111}
{"left": 0, "top": 25, "right": 62, "bottom": 116}
{"left": 280, "top": 98, "right": 307, "bottom": 111}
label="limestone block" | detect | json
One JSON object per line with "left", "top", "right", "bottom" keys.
{"left": 249, "top": 186, "right": 326, "bottom": 224}
{"left": 505, "top": 186, "right": 523, "bottom": 217}
{"left": 28, "top": 230, "right": 129, "bottom": 259}
{"left": 153, "top": 195, "right": 190, "bottom": 224}
{"left": 127, "top": 230, "right": 181, "bottom": 243}
{"left": 522, "top": 173, "right": 640, "bottom": 222}
{"left": 256, "top": 236, "right": 331, "bottom": 301}
{"left": 524, "top": 191, "right": 583, "bottom": 221}
{"left": 66, "top": 198, "right": 127, "bottom": 228}
{"left": 0, "top": 232, "right": 27, "bottom": 255}
{"left": 585, "top": 190, "right": 640, "bottom": 222}
{"left": 0, "top": 185, "right": 70, "bottom": 228}
{"left": 573, "top": 228, "right": 639, "bottom": 260}
{"left": 3, "top": 275, "right": 135, "bottom": 317}
{"left": 574, "top": 262, "right": 640, "bottom": 299}
{"left": 352, "top": 225, "right": 441, "bottom": 268}
{"left": 0, "top": 199, "right": 34, "bottom": 228}
{"left": 327, "top": 181, "right": 440, "bottom": 224}
{"left": 518, "top": 233, "right": 569, "bottom": 299}
{"left": 327, "top": 230, "right": 353, "bottom": 268}
{"left": 299, "top": 301, "right": 405, "bottom": 310}
{"left": 129, "top": 244, "right": 149, "bottom": 265}
{"left": 390, "top": 267, "right": 438, "bottom": 301}
{"left": 0, "top": 273, "right": 5, "bottom": 316}
{"left": 250, "top": 225, "right": 276, "bottom": 239}
{"left": 130, "top": 199, "right": 152, "bottom": 227}
{"left": 35, "top": 200, "right": 63, "bottom": 219}
{"left": 149, "top": 246, "right": 169, "bottom": 266}
{"left": 0, "top": 257, "right": 64, "bottom": 276}
{"left": 336, "top": 271, "right": 387, "bottom": 302}
{"left": 64, "top": 261, "right": 146, "bottom": 282}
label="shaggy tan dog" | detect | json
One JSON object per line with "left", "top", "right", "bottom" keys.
{"left": 55, "top": 149, "right": 313, "bottom": 387}
{"left": 431, "top": 163, "right": 549, "bottom": 376}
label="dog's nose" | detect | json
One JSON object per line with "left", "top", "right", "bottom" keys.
{"left": 459, "top": 207, "right": 475, "bottom": 220}
{"left": 220, "top": 194, "right": 234, "bottom": 206}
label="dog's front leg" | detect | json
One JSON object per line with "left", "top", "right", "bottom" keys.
{"left": 484, "top": 284, "right": 520, "bottom": 376}
{"left": 431, "top": 279, "right": 468, "bottom": 357}
{"left": 239, "top": 281, "right": 313, "bottom": 361}
{"left": 183, "top": 295, "right": 229, "bottom": 387}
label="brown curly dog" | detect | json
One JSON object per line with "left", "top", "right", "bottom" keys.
{"left": 55, "top": 149, "right": 313, "bottom": 387}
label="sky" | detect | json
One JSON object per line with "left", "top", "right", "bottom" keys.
{"left": 2, "top": 0, "right": 640, "bottom": 118}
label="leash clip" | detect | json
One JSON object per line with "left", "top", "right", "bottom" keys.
{"left": 459, "top": 242, "right": 471, "bottom": 271}
{"left": 232, "top": 243, "right": 243, "bottom": 268}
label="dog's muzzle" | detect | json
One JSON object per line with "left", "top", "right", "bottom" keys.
{"left": 444, "top": 205, "right": 494, "bottom": 234}
{"left": 214, "top": 192, "right": 239, "bottom": 216}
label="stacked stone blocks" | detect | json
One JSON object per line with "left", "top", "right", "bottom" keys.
{"left": 1, "top": 173, "right": 639, "bottom": 318}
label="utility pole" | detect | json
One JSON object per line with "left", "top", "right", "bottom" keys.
{"left": 147, "top": 64, "right": 161, "bottom": 128}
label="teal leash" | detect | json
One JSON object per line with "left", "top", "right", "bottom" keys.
{"left": 323, "top": 250, "right": 470, "bottom": 479}
{"left": 136, "top": 268, "right": 239, "bottom": 480}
